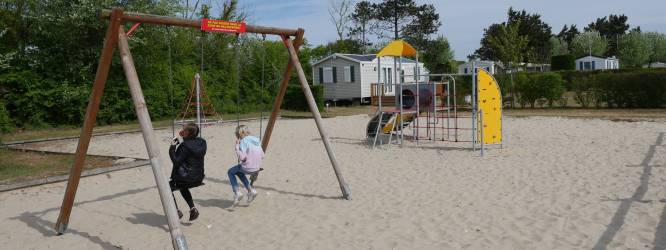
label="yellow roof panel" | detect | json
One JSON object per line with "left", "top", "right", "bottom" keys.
{"left": 377, "top": 40, "right": 417, "bottom": 57}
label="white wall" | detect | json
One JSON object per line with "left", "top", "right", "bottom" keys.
{"left": 458, "top": 61, "right": 496, "bottom": 75}
{"left": 576, "top": 56, "right": 619, "bottom": 70}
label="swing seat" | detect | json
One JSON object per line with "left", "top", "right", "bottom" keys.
{"left": 169, "top": 180, "right": 205, "bottom": 191}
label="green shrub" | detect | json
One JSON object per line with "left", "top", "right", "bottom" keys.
{"left": 0, "top": 101, "right": 14, "bottom": 133}
{"left": 282, "top": 85, "right": 324, "bottom": 111}
{"left": 551, "top": 55, "right": 575, "bottom": 71}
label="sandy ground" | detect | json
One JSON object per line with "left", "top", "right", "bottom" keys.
{"left": 1, "top": 114, "right": 666, "bottom": 249}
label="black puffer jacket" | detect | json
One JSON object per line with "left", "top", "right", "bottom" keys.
{"left": 169, "top": 137, "right": 207, "bottom": 184}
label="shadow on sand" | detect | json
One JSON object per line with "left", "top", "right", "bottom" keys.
{"left": 593, "top": 132, "right": 664, "bottom": 250}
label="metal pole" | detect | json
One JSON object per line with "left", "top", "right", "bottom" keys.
{"left": 480, "top": 109, "right": 484, "bottom": 156}
{"left": 398, "top": 56, "right": 403, "bottom": 146}
{"left": 118, "top": 28, "right": 188, "bottom": 250}
{"left": 446, "top": 77, "right": 450, "bottom": 141}
{"left": 415, "top": 54, "right": 420, "bottom": 144}
{"left": 55, "top": 8, "right": 123, "bottom": 235}
{"left": 195, "top": 73, "right": 201, "bottom": 129}
{"left": 472, "top": 62, "right": 477, "bottom": 151}
{"left": 283, "top": 37, "right": 352, "bottom": 200}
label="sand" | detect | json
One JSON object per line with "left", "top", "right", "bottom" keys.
{"left": 1, "top": 114, "right": 665, "bottom": 249}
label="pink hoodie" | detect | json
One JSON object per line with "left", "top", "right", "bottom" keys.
{"left": 235, "top": 136, "right": 265, "bottom": 173}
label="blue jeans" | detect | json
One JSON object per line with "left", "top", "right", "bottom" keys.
{"left": 228, "top": 165, "right": 250, "bottom": 192}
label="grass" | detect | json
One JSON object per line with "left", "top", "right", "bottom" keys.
{"left": 0, "top": 148, "right": 116, "bottom": 184}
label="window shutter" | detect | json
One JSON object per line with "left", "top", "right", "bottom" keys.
{"left": 319, "top": 68, "right": 323, "bottom": 84}
{"left": 333, "top": 67, "right": 337, "bottom": 83}
{"left": 350, "top": 66, "right": 355, "bottom": 82}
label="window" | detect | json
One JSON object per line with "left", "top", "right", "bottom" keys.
{"left": 579, "top": 62, "right": 583, "bottom": 70}
{"left": 464, "top": 68, "right": 468, "bottom": 74}
{"left": 350, "top": 66, "right": 355, "bottom": 82}
{"left": 323, "top": 67, "right": 333, "bottom": 83}
{"left": 344, "top": 66, "right": 351, "bottom": 82}
{"left": 592, "top": 61, "right": 596, "bottom": 70}
{"left": 414, "top": 66, "right": 418, "bottom": 81}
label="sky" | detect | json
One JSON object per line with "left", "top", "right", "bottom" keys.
{"left": 210, "top": 0, "right": 666, "bottom": 60}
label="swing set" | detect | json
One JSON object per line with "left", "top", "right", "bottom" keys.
{"left": 54, "top": 8, "right": 351, "bottom": 250}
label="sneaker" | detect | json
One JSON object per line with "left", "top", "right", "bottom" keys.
{"left": 232, "top": 192, "right": 244, "bottom": 206}
{"left": 189, "top": 207, "right": 199, "bottom": 221}
{"left": 177, "top": 210, "right": 183, "bottom": 219}
{"left": 247, "top": 189, "right": 258, "bottom": 203}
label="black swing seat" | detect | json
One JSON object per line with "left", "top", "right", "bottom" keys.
{"left": 169, "top": 180, "right": 205, "bottom": 191}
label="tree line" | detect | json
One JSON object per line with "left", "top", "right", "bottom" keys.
{"left": 474, "top": 8, "right": 666, "bottom": 69}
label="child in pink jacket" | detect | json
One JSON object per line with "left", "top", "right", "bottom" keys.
{"left": 228, "top": 125, "right": 265, "bottom": 205}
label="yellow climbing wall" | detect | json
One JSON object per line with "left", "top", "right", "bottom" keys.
{"left": 477, "top": 68, "right": 502, "bottom": 144}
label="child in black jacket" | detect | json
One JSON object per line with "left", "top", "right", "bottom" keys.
{"left": 169, "top": 123, "right": 206, "bottom": 221}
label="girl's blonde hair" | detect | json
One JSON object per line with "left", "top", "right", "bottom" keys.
{"left": 235, "top": 125, "right": 250, "bottom": 139}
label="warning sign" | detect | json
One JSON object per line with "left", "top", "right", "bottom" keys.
{"left": 201, "top": 19, "right": 246, "bottom": 33}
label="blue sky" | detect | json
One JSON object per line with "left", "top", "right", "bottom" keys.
{"left": 213, "top": 0, "right": 666, "bottom": 60}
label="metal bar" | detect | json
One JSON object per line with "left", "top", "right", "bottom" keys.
{"left": 261, "top": 29, "right": 304, "bottom": 151}
{"left": 480, "top": 109, "right": 485, "bottom": 156}
{"left": 471, "top": 62, "right": 477, "bottom": 151}
{"left": 372, "top": 112, "right": 384, "bottom": 148}
{"left": 284, "top": 37, "right": 351, "bottom": 200}
{"left": 100, "top": 9, "right": 299, "bottom": 37}
{"left": 398, "top": 56, "right": 403, "bottom": 146}
{"left": 55, "top": 8, "right": 123, "bottom": 235}
{"left": 195, "top": 73, "right": 201, "bottom": 129}
{"left": 118, "top": 28, "right": 188, "bottom": 250}
{"left": 415, "top": 54, "right": 420, "bottom": 145}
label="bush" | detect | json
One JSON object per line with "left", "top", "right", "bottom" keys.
{"left": 551, "top": 55, "right": 575, "bottom": 71}
{"left": 0, "top": 101, "right": 14, "bottom": 133}
{"left": 282, "top": 85, "right": 324, "bottom": 112}
{"left": 513, "top": 72, "right": 565, "bottom": 108}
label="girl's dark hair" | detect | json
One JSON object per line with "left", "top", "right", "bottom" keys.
{"left": 184, "top": 123, "right": 199, "bottom": 138}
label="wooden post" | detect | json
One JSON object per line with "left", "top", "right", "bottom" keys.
{"left": 283, "top": 37, "right": 352, "bottom": 200}
{"left": 55, "top": 8, "right": 123, "bottom": 235}
{"left": 261, "top": 29, "right": 304, "bottom": 152}
{"left": 117, "top": 28, "right": 188, "bottom": 250}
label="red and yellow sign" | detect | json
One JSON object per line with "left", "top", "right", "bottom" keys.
{"left": 201, "top": 19, "right": 246, "bottom": 33}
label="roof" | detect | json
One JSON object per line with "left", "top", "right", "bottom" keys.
{"left": 312, "top": 53, "right": 419, "bottom": 66}
{"left": 575, "top": 55, "right": 619, "bottom": 61}
{"left": 377, "top": 40, "right": 417, "bottom": 57}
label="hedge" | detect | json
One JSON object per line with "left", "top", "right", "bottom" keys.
{"left": 453, "top": 69, "right": 666, "bottom": 108}
{"left": 551, "top": 55, "right": 575, "bottom": 71}
{"left": 282, "top": 85, "right": 324, "bottom": 111}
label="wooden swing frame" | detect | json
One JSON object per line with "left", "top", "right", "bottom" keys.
{"left": 54, "top": 8, "right": 351, "bottom": 250}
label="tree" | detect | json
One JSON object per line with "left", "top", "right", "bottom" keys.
{"left": 487, "top": 22, "right": 529, "bottom": 70}
{"left": 422, "top": 36, "right": 455, "bottom": 73}
{"left": 373, "top": 0, "right": 441, "bottom": 50}
{"left": 557, "top": 24, "right": 580, "bottom": 44}
{"left": 474, "top": 24, "right": 503, "bottom": 61}
{"left": 618, "top": 31, "right": 649, "bottom": 68}
{"left": 328, "top": 0, "right": 354, "bottom": 41}
{"left": 549, "top": 36, "right": 568, "bottom": 56}
{"left": 644, "top": 32, "right": 666, "bottom": 67}
{"left": 487, "top": 22, "right": 528, "bottom": 108}
{"left": 506, "top": 7, "right": 552, "bottom": 63}
{"left": 475, "top": 8, "right": 552, "bottom": 63}
{"left": 401, "top": 3, "right": 441, "bottom": 50}
{"left": 570, "top": 31, "right": 608, "bottom": 57}
{"left": 585, "top": 14, "right": 630, "bottom": 56}
{"left": 348, "top": 1, "right": 374, "bottom": 53}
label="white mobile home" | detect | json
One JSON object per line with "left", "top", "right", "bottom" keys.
{"left": 458, "top": 60, "right": 501, "bottom": 75}
{"left": 312, "top": 53, "right": 428, "bottom": 104}
{"left": 575, "top": 55, "right": 619, "bottom": 71}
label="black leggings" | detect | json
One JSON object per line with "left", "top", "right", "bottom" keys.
{"left": 170, "top": 181, "right": 197, "bottom": 209}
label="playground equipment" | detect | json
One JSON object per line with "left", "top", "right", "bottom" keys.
{"left": 176, "top": 73, "right": 223, "bottom": 128}
{"left": 54, "top": 8, "right": 351, "bottom": 250}
{"left": 367, "top": 40, "right": 503, "bottom": 154}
